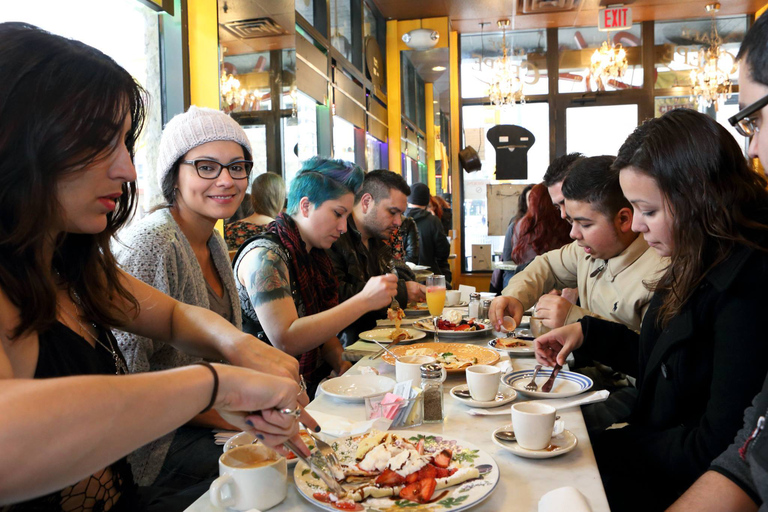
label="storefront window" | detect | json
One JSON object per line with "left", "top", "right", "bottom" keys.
{"left": 366, "top": 134, "right": 386, "bottom": 171}
{"left": 330, "top": 0, "right": 353, "bottom": 62}
{"left": 333, "top": 115, "right": 356, "bottom": 162}
{"left": 242, "top": 125, "right": 268, "bottom": 179}
{"left": 283, "top": 91, "right": 319, "bottom": 187}
{"left": 221, "top": 52, "right": 272, "bottom": 113}
{"left": 460, "top": 29, "right": 548, "bottom": 99}
{"left": 566, "top": 104, "right": 638, "bottom": 155}
{"left": 557, "top": 25, "right": 643, "bottom": 93}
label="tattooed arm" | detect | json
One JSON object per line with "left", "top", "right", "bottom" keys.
{"left": 237, "top": 246, "right": 397, "bottom": 356}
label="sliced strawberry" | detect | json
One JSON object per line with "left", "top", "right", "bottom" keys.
{"left": 313, "top": 492, "right": 332, "bottom": 503}
{"left": 405, "top": 471, "right": 420, "bottom": 484}
{"left": 417, "top": 464, "right": 437, "bottom": 480}
{"left": 454, "top": 324, "right": 472, "bottom": 331}
{"left": 375, "top": 468, "right": 405, "bottom": 486}
{"left": 332, "top": 501, "right": 364, "bottom": 511}
{"left": 399, "top": 481, "right": 421, "bottom": 502}
{"left": 416, "top": 439, "right": 425, "bottom": 455}
{"left": 419, "top": 478, "right": 437, "bottom": 502}
{"left": 433, "top": 449, "right": 452, "bottom": 468}
{"left": 434, "top": 466, "right": 458, "bottom": 478}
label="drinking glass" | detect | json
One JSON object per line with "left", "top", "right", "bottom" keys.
{"left": 426, "top": 275, "right": 446, "bottom": 343}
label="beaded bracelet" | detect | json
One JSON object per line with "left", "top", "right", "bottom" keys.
{"left": 194, "top": 361, "right": 219, "bottom": 413}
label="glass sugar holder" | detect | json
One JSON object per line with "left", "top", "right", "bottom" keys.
{"left": 421, "top": 362, "right": 444, "bottom": 423}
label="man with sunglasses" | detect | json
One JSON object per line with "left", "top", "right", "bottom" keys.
{"left": 670, "top": 14, "right": 768, "bottom": 511}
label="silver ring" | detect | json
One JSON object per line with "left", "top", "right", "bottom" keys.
{"left": 279, "top": 406, "right": 302, "bottom": 418}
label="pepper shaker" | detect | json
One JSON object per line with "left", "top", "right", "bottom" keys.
{"left": 421, "top": 363, "right": 444, "bottom": 423}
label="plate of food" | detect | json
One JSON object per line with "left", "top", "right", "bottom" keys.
{"left": 382, "top": 342, "right": 499, "bottom": 372}
{"left": 488, "top": 337, "right": 535, "bottom": 356}
{"left": 501, "top": 369, "right": 593, "bottom": 399}
{"left": 320, "top": 375, "right": 396, "bottom": 402}
{"left": 404, "top": 302, "right": 431, "bottom": 317}
{"left": 294, "top": 430, "right": 499, "bottom": 511}
{"left": 412, "top": 312, "right": 492, "bottom": 338}
{"left": 224, "top": 430, "right": 316, "bottom": 466}
{"left": 359, "top": 328, "right": 426, "bottom": 344}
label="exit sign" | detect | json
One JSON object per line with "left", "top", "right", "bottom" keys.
{"left": 598, "top": 6, "right": 632, "bottom": 31}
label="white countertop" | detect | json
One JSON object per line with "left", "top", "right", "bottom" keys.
{"left": 186, "top": 331, "right": 610, "bottom": 512}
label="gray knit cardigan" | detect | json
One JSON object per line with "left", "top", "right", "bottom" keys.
{"left": 112, "top": 208, "right": 242, "bottom": 486}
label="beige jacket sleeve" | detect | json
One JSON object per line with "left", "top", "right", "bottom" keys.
{"left": 501, "top": 241, "right": 583, "bottom": 311}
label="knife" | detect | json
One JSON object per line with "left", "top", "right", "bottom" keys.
{"left": 541, "top": 364, "right": 562, "bottom": 393}
{"left": 283, "top": 439, "right": 346, "bottom": 496}
{"left": 370, "top": 335, "right": 406, "bottom": 360}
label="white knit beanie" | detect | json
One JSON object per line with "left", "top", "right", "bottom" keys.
{"left": 155, "top": 106, "right": 252, "bottom": 190}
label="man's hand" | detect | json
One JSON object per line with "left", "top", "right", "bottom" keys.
{"left": 359, "top": 274, "right": 398, "bottom": 311}
{"left": 534, "top": 323, "right": 584, "bottom": 367}
{"left": 489, "top": 295, "right": 525, "bottom": 331}
{"left": 405, "top": 281, "right": 426, "bottom": 303}
{"left": 533, "top": 294, "right": 573, "bottom": 330}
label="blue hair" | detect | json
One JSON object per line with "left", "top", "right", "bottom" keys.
{"left": 286, "top": 157, "right": 365, "bottom": 214}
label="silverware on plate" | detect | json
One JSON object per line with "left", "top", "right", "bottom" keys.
{"left": 283, "top": 439, "right": 345, "bottom": 496}
{"left": 541, "top": 364, "right": 562, "bottom": 393}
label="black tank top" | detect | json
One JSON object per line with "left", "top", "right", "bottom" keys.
{"left": 4, "top": 322, "right": 138, "bottom": 512}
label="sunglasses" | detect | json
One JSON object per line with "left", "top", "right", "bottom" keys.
{"left": 728, "top": 92, "right": 768, "bottom": 137}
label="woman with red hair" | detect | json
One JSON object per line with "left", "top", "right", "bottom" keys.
{"left": 511, "top": 184, "right": 571, "bottom": 265}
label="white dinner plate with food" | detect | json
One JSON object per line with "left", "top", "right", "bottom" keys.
{"left": 294, "top": 430, "right": 500, "bottom": 512}
{"left": 491, "top": 424, "right": 578, "bottom": 459}
{"left": 412, "top": 318, "right": 492, "bottom": 338}
{"left": 501, "top": 369, "right": 593, "bottom": 399}
{"left": 403, "top": 302, "right": 431, "bottom": 317}
{"left": 383, "top": 342, "right": 500, "bottom": 372}
{"left": 359, "top": 327, "right": 426, "bottom": 344}
{"left": 449, "top": 384, "right": 517, "bottom": 408}
{"left": 488, "top": 337, "right": 535, "bottom": 356}
{"left": 320, "top": 375, "right": 396, "bottom": 402}
{"left": 223, "top": 431, "right": 315, "bottom": 467}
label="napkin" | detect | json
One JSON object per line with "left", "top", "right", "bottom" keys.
{"left": 533, "top": 390, "right": 609, "bottom": 410}
{"left": 345, "top": 341, "right": 381, "bottom": 353}
{"left": 305, "top": 409, "right": 392, "bottom": 437}
{"left": 458, "top": 284, "right": 476, "bottom": 304}
{"left": 538, "top": 486, "right": 592, "bottom": 512}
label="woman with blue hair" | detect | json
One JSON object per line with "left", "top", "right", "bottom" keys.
{"left": 234, "top": 157, "right": 398, "bottom": 396}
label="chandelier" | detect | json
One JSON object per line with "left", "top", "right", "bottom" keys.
{"left": 590, "top": 40, "right": 628, "bottom": 91}
{"left": 488, "top": 20, "right": 525, "bottom": 109}
{"left": 689, "top": 3, "right": 734, "bottom": 110}
{"left": 220, "top": 71, "right": 246, "bottom": 113}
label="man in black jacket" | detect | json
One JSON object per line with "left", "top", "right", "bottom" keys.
{"left": 405, "top": 183, "right": 452, "bottom": 285}
{"left": 328, "top": 170, "right": 426, "bottom": 346}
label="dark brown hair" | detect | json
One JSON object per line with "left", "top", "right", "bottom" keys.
{"left": 613, "top": 108, "right": 768, "bottom": 328}
{"left": 512, "top": 184, "right": 572, "bottom": 263}
{"left": 0, "top": 23, "right": 143, "bottom": 337}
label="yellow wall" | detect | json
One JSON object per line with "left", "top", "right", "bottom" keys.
{"left": 386, "top": 20, "right": 402, "bottom": 171}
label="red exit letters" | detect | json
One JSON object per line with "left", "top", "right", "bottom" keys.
{"left": 598, "top": 7, "right": 633, "bottom": 31}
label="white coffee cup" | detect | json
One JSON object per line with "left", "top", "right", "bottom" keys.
{"left": 445, "top": 290, "right": 461, "bottom": 306}
{"left": 511, "top": 402, "right": 557, "bottom": 451}
{"left": 396, "top": 355, "right": 446, "bottom": 383}
{"left": 209, "top": 444, "right": 287, "bottom": 511}
{"left": 465, "top": 365, "right": 501, "bottom": 401}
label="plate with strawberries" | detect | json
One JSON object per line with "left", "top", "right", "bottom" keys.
{"left": 294, "top": 430, "right": 499, "bottom": 512}
{"left": 412, "top": 317, "right": 492, "bottom": 338}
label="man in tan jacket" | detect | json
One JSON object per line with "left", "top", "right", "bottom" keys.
{"left": 490, "top": 155, "right": 666, "bottom": 334}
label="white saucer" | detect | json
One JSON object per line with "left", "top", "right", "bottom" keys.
{"left": 491, "top": 424, "right": 578, "bottom": 459}
{"left": 319, "top": 374, "right": 395, "bottom": 402}
{"left": 449, "top": 384, "right": 517, "bottom": 408}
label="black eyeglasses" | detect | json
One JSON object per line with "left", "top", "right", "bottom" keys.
{"left": 181, "top": 159, "right": 253, "bottom": 180}
{"left": 728, "top": 93, "right": 768, "bottom": 137}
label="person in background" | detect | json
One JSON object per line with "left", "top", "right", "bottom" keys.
{"left": 535, "top": 108, "right": 768, "bottom": 511}
{"left": 224, "top": 172, "right": 286, "bottom": 251}
{"left": 491, "top": 184, "right": 532, "bottom": 293}
{"left": 435, "top": 194, "right": 453, "bottom": 235}
{"left": 385, "top": 214, "right": 419, "bottom": 264}
{"left": 113, "top": 106, "right": 254, "bottom": 488}
{"left": 329, "top": 170, "right": 426, "bottom": 346}
{"left": 405, "top": 182, "right": 452, "bottom": 285}
{"left": 543, "top": 152, "right": 584, "bottom": 220}
{"left": 0, "top": 22, "right": 314, "bottom": 511}
{"left": 234, "top": 158, "right": 398, "bottom": 396}
{"left": 668, "top": 15, "right": 768, "bottom": 511}
{"left": 509, "top": 183, "right": 572, "bottom": 268}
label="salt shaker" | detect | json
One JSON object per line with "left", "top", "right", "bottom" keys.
{"left": 421, "top": 363, "right": 444, "bottom": 423}
{"left": 468, "top": 292, "right": 481, "bottom": 320}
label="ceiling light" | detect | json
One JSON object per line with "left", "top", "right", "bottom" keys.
{"left": 488, "top": 20, "right": 525, "bottom": 109}
{"left": 402, "top": 27, "right": 439, "bottom": 51}
{"left": 689, "top": 3, "right": 735, "bottom": 110}
{"left": 432, "top": 66, "right": 446, "bottom": 72}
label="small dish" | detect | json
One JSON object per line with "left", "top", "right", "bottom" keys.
{"left": 319, "top": 374, "right": 396, "bottom": 402}
{"left": 502, "top": 369, "right": 593, "bottom": 398}
{"left": 491, "top": 424, "right": 578, "bottom": 459}
{"left": 450, "top": 384, "right": 517, "bottom": 408}
{"left": 488, "top": 337, "right": 535, "bottom": 356}
{"left": 359, "top": 327, "right": 425, "bottom": 344}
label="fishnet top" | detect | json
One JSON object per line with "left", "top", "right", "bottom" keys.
{"left": 3, "top": 322, "right": 138, "bottom": 512}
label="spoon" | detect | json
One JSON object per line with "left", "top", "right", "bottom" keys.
{"left": 454, "top": 388, "right": 505, "bottom": 400}
{"left": 369, "top": 338, "right": 399, "bottom": 360}
{"left": 494, "top": 430, "right": 517, "bottom": 442}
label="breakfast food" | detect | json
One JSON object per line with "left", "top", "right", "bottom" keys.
{"left": 386, "top": 307, "right": 411, "bottom": 342}
{"left": 388, "top": 329, "right": 411, "bottom": 342}
{"left": 304, "top": 431, "right": 483, "bottom": 508}
{"left": 404, "top": 348, "right": 478, "bottom": 370}
{"left": 414, "top": 317, "right": 486, "bottom": 332}
{"left": 493, "top": 338, "right": 529, "bottom": 348}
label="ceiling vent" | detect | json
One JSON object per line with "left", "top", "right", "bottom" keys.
{"left": 222, "top": 17, "right": 284, "bottom": 39}
{"left": 521, "top": 0, "right": 578, "bottom": 14}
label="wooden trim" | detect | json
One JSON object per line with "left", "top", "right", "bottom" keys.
{"left": 426, "top": 82, "right": 436, "bottom": 194}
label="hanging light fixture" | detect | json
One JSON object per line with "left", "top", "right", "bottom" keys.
{"left": 487, "top": 19, "right": 525, "bottom": 109}
{"left": 590, "top": 37, "right": 628, "bottom": 91}
{"left": 689, "top": 3, "right": 734, "bottom": 110}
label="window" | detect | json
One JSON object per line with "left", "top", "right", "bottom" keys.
{"left": 330, "top": 0, "right": 353, "bottom": 62}
{"left": 333, "top": 115, "right": 356, "bottom": 162}
{"left": 283, "top": 91, "right": 319, "bottom": 187}
{"left": 566, "top": 104, "right": 639, "bottom": 155}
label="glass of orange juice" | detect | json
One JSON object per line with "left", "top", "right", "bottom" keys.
{"left": 426, "top": 275, "right": 446, "bottom": 342}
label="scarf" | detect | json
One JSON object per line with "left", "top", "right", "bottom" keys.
{"left": 267, "top": 213, "right": 339, "bottom": 382}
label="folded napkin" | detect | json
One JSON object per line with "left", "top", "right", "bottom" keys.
{"left": 305, "top": 409, "right": 392, "bottom": 438}
{"left": 345, "top": 341, "right": 381, "bottom": 353}
{"left": 539, "top": 486, "right": 592, "bottom": 512}
{"left": 533, "top": 390, "right": 609, "bottom": 410}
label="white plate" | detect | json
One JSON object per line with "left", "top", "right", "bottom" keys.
{"left": 406, "top": 263, "right": 430, "bottom": 271}
{"left": 501, "top": 369, "right": 593, "bottom": 399}
{"left": 319, "top": 375, "right": 395, "bottom": 402}
{"left": 294, "top": 430, "right": 500, "bottom": 511}
{"left": 492, "top": 424, "right": 578, "bottom": 459}
{"left": 359, "top": 327, "right": 425, "bottom": 344}
{"left": 488, "top": 337, "right": 535, "bottom": 356}
{"left": 412, "top": 318, "right": 493, "bottom": 338}
{"left": 450, "top": 384, "right": 517, "bottom": 408}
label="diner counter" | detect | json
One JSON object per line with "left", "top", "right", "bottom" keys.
{"left": 187, "top": 327, "right": 610, "bottom": 512}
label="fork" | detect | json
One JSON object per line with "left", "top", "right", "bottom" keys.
{"left": 283, "top": 439, "right": 345, "bottom": 496}
{"left": 388, "top": 260, "right": 401, "bottom": 312}
{"left": 524, "top": 364, "right": 543, "bottom": 392}
{"left": 306, "top": 430, "right": 343, "bottom": 476}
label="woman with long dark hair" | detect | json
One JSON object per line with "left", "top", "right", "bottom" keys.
{"left": 534, "top": 108, "right": 768, "bottom": 511}
{"left": 0, "top": 23, "right": 313, "bottom": 510}
{"left": 510, "top": 183, "right": 572, "bottom": 265}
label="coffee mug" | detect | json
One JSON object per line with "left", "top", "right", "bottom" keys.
{"left": 465, "top": 365, "right": 501, "bottom": 401}
{"left": 445, "top": 290, "right": 461, "bottom": 306}
{"left": 209, "top": 444, "right": 287, "bottom": 511}
{"left": 396, "top": 355, "right": 446, "bottom": 384}
{"left": 511, "top": 402, "right": 556, "bottom": 451}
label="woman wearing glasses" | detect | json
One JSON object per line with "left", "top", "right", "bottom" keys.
{"left": 114, "top": 106, "right": 255, "bottom": 489}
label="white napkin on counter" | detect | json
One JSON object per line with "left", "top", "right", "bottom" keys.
{"left": 305, "top": 409, "right": 392, "bottom": 438}
{"left": 458, "top": 284, "right": 476, "bottom": 304}
{"left": 534, "top": 390, "right": 609, "bottom": 410}
{"left": 538, "top": 486, "right": 592, "bottom": 512}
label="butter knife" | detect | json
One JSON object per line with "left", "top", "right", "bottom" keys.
{"left": 283, "top": 439, "right": 345, "bottom": 496}
{"left": 541, "top": 364, "right": 562, "bottom": 393}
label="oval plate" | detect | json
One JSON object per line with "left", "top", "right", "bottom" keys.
{"left": 320, "top": 375, "right": 396, "bottom": 402}
{"left": 450, "top": 384, "right": 517, "bottom": 408}
{"left": 294, "top": 430, "right": 500, "bottom": 512}
{"left": 382, "top": 342, "right": 500, "bottom": 373}
{"left": 488, "top": 337, "right": 535, "bottom": 356}
{"left": 412, "top": 319, "right": 493, "bottom": 338}
{"left": 501, "top": 369, "right": 593, "bottom": 399}
{"left": 359, "top": 327, "right": 425, "bottom": 344}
